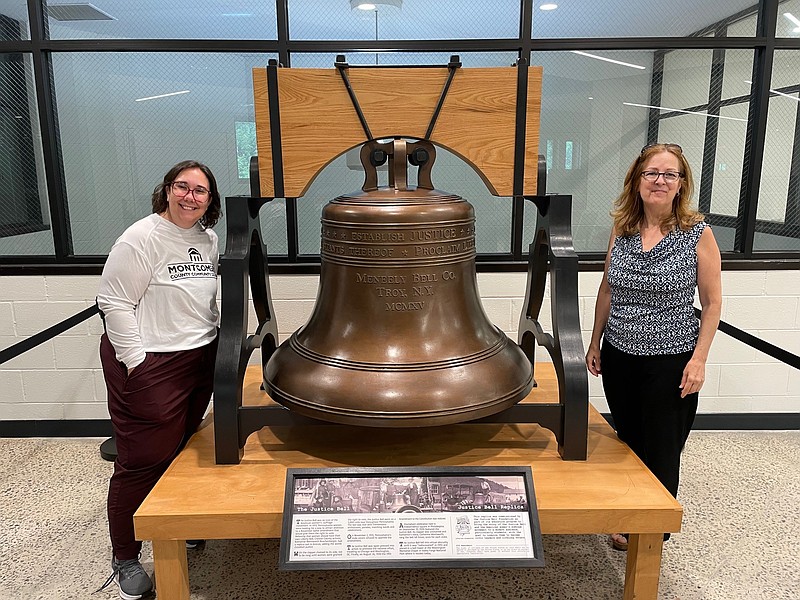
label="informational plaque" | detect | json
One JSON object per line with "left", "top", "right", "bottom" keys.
{"left": 278, "top": 466, "right": 544, "bottom": 570}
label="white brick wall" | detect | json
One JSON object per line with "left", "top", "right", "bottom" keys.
{"left": 1, "top": 271, "right": 798, "bottom": 420}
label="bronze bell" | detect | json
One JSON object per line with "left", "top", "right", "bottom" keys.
{"left": 264, "top": 139, "right": 533, "bottom": 427}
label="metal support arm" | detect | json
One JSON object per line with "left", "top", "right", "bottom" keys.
{"left": 518, "top": 194, "right": 589, "bottom": 460}
{"left": 213, "top": 194, "right": 279, "bottom": 464}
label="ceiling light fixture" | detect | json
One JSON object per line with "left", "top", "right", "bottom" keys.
{"left": 783, "top": 12, "right": 800, "bottom": 32}
{"left": 623, "top": 102, "right": 747, "bottom": 122}
{"left": 540, "top": 3, "right": 558, "bottom": 10}
{"left": 47, "top": 2, "right": 115, "bottom": 21}
{"left": 350, "top": 0, "right": 402, "bottom": 9}
{"left": 572, "top": 51, "right": 646, "bottom": 70}
{"left": 745, "top": 80, "right": 800, "bottom": 102}
{"left": 135, "top": 90, "right": 191, "bottom": 102}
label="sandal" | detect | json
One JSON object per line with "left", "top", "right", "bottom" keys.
{"left": 611, "top": 533, "right": 628, "bottom": 551}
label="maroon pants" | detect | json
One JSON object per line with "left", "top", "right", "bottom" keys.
{"left": 100, "top": 333, "right": 217, "bottom": 560}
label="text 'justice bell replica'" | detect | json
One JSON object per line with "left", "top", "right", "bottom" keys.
{"left": 212, "top": 57, "right": 589, "bottom": 464}
{"left": 265, "top": 139, "right": 533, "bottom": 427}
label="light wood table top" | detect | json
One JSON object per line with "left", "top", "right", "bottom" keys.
{"left": 135, "top": 363, "right": 681, "bottom": 542}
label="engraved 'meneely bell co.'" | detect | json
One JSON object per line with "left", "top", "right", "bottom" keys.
{"left": 264, "top": 139, "right": 533, "bottom": 427}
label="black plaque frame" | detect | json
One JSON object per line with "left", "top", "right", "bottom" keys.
{"left": 278, "top": 466, "right": 544, "bottom": 571}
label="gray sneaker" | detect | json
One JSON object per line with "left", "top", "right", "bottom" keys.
{"left": 97, "top": 557, "right": 153, "bottom": 599}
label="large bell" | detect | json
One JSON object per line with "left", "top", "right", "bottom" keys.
{"left": 264, "top": 139, "right": 533, "bottom": 427}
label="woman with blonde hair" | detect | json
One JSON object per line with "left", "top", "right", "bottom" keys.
{"left": 585, "top": 143, "right": 722, "bottom": 552}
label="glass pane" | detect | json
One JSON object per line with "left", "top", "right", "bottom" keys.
{"left": 51, "top": 52, "right": 278, "bottom": 255}
{"left": 290, "top": 51, "right": 517, "bottom": 68}
{"left": 754, "top": 50, "right": 800, "bottom": 251}
{"left": 289, "top": 0, "right": 520, "bottom": 41}
{"left": 711, "top": 103, "right": 748, "bottom": 217}
{"left": 662, "top": 50, "right": 712, "bottom": 109}
{"left": 721, "top": 49, "right": 754, "bottom": 101}
{"left": 755, "top": 50, "right": 800, "bottom": 251}
{"left": 776, "top": 0, "right": 800, "bottom": 38}
{"left": 0, "top": 0, "right": 30, "bottom": 40}
{"left": 522, "top": 196, "right": 538, "bottom": 254}
{"left": 0, "top": 52, "right": 53, "bottom": 255}
{"left": 532, "top": 0, "right": 756, "bottom": 38}
{"left": 435, "top": 146, "right": 512, "bottom": 254}
{"left": 297, "top": 154, "right": 365, "bottom": 256}
{"left": 655, "top": 114, "right": 708, "bottom": 215}
{"left": 709, "top": 103, "right": 748, "bottom": 252}
{"left": 533, "top": 50, "right": 655, "bottom": 252}
{"left": 771, "top": 48, "right": 800, "bottom": 90}
{"left": 726, "top": 12, "right": 756, "bottom": 37}
{"left": 260, "top": 198, "right": 288, "bottom": 256}
{"left": 45, "top": 0, "right": 277, "bottom": 40}
{"left": 757, "top": 89, "right": 793, "bottom": 224}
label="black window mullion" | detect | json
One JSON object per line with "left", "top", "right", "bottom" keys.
{"left": 698, "top": 46, "right": 725, "bottom": 215}
{"left": 512, "top": 0, "right": 532, "bottom": 260}
{"left": 647, "top": 52, "right": 665, "bottom": 143}
{"left": 28, "top": 0, "right": 71, "bottom": 258}
{"left": 276, "top": 0, "right": 290, "bottom": 66}
{"left": 737, "top": 0, "right": 777, "bottom": 256}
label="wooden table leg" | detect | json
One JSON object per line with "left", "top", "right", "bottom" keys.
{"left": 152, "top": 540, "right": 190, "bottom": 600}
{"left": 623, "top": 533, "right": 664, "bottom": 600}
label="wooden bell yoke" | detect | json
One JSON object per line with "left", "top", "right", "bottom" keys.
{"left": 212, "top": 56, "right": 588, "bottom": 464}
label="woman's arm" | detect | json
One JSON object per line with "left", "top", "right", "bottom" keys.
{"left": 96, "top": 242, "right": 152, "bottom": 370}
{"left": 586, "top": 229, "right": 616, "bottom": 376}
{"left": 680, "top": 226, "right": 722, "bottom": 398}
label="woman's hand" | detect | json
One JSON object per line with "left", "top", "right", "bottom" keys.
{"left": 679, "top": 356, "right": 706, "bottom": 398}
{"left": 586, "top": 344, "right": 602, "bottom": 376}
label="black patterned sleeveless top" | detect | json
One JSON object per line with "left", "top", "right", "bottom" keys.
{"left": 604, "top": 221, "right": 707, "bottom": 355}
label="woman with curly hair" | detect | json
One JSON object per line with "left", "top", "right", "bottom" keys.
{"left": 96, "top": 160, "right": 222, "bottom": 598}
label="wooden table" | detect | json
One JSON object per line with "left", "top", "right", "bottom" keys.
{"left": 135, "top": 363, "right": 681, "bottom": 599}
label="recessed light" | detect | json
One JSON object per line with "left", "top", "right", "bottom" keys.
{"left": 571, "top": 51, "right": 646, "bottom": 70}
{"left": 135, "top": 90, "right": 191, "bottom": 102}
{"left": 540, "top": 3, "right": 558, "bottom": 10}
{"left": 784, "top": 12, "right": 800, "bottom": 27}
{"left": 350, "top": 0, "right": 402, "bottom": 10}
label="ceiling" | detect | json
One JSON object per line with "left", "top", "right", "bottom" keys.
{"left": 0, "top": 0, "right": 765, "bottom": 41}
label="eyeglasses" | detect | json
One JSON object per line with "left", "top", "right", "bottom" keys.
{"left": 641, "top": 170, "right": 683, "bottom": 183}
{"left": 641, "top": 143, "right": 682, "bottom": 155}
{"left": 170, "top": 181, "right": 210, "bottom": 202}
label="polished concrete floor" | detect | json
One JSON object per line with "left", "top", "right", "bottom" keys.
{"left": 1, "top": 430, "right": 798, "bottom": 600}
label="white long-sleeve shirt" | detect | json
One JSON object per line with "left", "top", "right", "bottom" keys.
{"left": 97, "top": 213, "right": 219, "bottom": 369}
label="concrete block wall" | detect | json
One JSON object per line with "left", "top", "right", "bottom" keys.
{"left": 1, "top": 271, "right": 798, "bottom": 420}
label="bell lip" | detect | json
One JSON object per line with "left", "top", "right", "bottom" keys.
{"left": 263, "top": 338, "right": 534, "bottom": 428}
{"left": 264, "top": 376, "right": 534, "bottom": 428}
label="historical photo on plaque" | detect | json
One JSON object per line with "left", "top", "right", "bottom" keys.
{"left": 279, "top": 466, "right": 544, "bottom": 570}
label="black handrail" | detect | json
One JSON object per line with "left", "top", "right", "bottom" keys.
{"left": 694, "top": 307, "right": 800, "bottom": 370}
{"left": 0, "top": 304, "right": 99, "bottom": 366}
{"left": 2, "top": 305, "right": 798, "bottom": 371}
{"left": 2, "top": 305, "right": 797, "bottom": 371}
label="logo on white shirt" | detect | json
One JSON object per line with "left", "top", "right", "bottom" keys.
{"left": 167, "top": 247, "right": 215, "bottom": 280}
